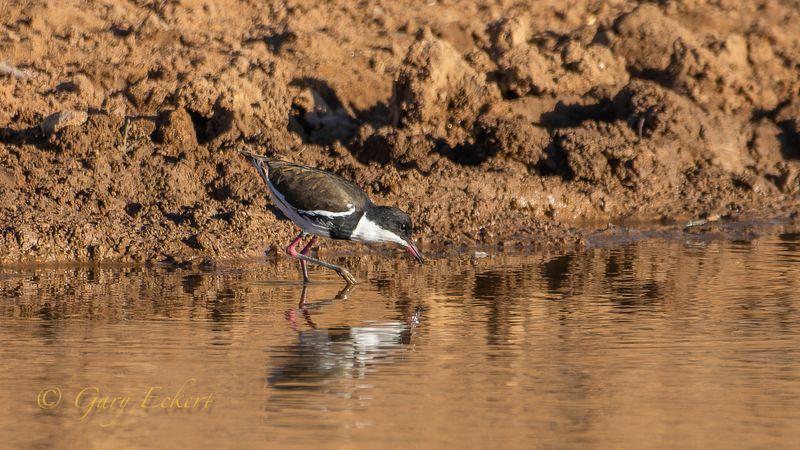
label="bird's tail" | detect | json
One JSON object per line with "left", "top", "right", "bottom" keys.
{"left": 238, "top": 148, "right": 269, "bottom": 162}
{"left": 237, "top": 148, "right": 271, "bottom": 182}
{"left": 222, "top": 139, "right": 270, "bottom": 161}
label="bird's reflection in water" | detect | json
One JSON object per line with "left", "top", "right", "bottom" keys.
{"left": 284, "top": 284, "right": 355, "bottom": 331}
{"left": 267, "top": 285, "right": 422, "bottom": 393}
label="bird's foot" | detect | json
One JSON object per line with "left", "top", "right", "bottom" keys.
{"left": 337, "top": 268, "right": 357, "bottom": 286}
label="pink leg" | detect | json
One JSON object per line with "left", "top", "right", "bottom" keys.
{"left": 300, "top": 236, "right": 317, "bottom": 255}
{"left": 298, "top": 236, "right": 318, "bottom": 282}
{"left": 285, "top": 232, "right": 305, "bottom": 257}
{"left": 284, "top": 231, "right": 356, "bottom": 285}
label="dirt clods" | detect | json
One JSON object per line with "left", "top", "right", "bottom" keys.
{"left": 1, "top": 0, "right": 800, "bottom": 264}
{"left": 390, "top": 30, "right": 497, "bottom": 147}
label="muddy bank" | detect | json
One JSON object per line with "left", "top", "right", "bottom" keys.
{"left": 1, "top": 1, "right": 799, "bottom": 264}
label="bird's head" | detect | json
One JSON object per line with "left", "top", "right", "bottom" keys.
{"left": 360, "top": 205, "right": 424, "bottom": 264}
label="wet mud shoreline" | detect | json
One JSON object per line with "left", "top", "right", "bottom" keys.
{"left": 1, "top": 1, "right": 799, "bottom": 265}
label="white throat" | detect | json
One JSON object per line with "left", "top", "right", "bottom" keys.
{"left": 351, "top": 214, "right": 406, "bottom": 245}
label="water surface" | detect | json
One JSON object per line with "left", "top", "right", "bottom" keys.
{"left": 1, "top": 228, "right": 799, "bottom": 449}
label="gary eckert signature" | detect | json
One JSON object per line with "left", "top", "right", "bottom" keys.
{"left": 36, "top": 378, "right": 214, "bottom": 426}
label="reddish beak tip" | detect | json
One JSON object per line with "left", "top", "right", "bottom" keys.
{"left": 406, "top": 242, "right": 424, "bottom": 265}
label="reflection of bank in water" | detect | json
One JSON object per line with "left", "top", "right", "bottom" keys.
{"left": 267, "top": 291, "right": 421, "bottom": 390}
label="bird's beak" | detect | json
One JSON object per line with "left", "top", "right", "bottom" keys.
{"left": 405, "top": 241, "right": 424, "bottom": 265}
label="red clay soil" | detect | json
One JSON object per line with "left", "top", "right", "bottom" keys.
{"left": 1, "top": 1, "right": 799, "bottom": 264}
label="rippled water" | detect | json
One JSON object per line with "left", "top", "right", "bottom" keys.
{"left": 1, "top": 228, "right": 799, "bottom": 449}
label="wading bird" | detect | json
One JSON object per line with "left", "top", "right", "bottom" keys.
{"left": 241, "top": 150, "right": 423, "bottom": 285}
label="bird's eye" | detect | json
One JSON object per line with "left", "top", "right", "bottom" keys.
{"left": 400, "top": 224, "right": 407, "bottom": 231}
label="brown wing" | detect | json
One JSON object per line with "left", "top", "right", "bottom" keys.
{"left": 266, "top": 160, "right": 369, "bottom": 213}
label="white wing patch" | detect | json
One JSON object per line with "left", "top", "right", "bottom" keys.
{"left": 265, "top": 176, "right": 333, "bottom": 237}
{"left": 298, "top": 204, "right": 356, "bottom": 218}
